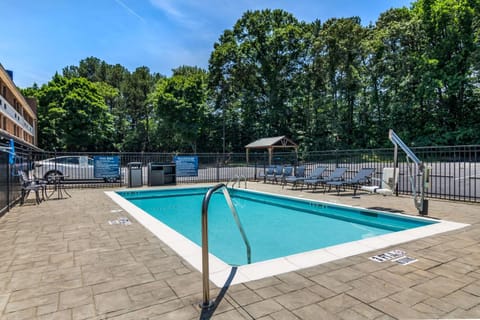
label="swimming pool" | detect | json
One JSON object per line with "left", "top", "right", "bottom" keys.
{"left": 116, "top": 187, "right": 433, "bottom": 265}
{"left": 107, "top": 186, "right": 467, "bottom": 286}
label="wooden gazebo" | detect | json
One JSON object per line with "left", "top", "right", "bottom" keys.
{"left": 245, "top": 136, "right": 298, "bottom": 165}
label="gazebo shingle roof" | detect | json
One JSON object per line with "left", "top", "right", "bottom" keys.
{"left": 245, "top": 136, "right": 298, "bottom": 164}
{"left": 245, "top": 136, "right": 297, "bottom": 149}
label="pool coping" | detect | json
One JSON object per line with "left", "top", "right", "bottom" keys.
{"left": 105, "top": 188, "right": 469, "bottom": 287}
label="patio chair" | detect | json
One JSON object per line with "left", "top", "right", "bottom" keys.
{"left": 283, "top": 166, "right": 326, "bottom": 190}
{"left": 259, "top": 166, "right": 275, "bottom": 182}
{"left": 361, "top": 167, "right": 399, "bottom": 196}
{"left": 304, "top": 167, "right": 348, "bottom": 192}
{"left": 326, "top": 168, "right": 375, "bottom": 195}
{"left": 282, "top": 165, "right": 306, "bottom": 189}
{"left": 265, "top": 165, "right": 284, "bottom": 184}
{"left": 19, "top": 170, "right": 45, "bottom": 205}
{"left": 278, "top": 166, "right": 294, "bottom": 185}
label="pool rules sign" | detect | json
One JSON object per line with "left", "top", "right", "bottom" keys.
{"left": 174, "top": 156, "right": 198, "bottom": 177}
{"left": 93, "top": 156, "right": 120, "bottom": 180}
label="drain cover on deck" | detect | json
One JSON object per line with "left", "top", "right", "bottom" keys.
{"left": 394, "top": 256, "right": 418, "bottom": 265}
{"left": 108, "top": 217, "right": 131, "bottom": 225}
{"left": 369, "top": 249, "right": 417, "bottom": 265}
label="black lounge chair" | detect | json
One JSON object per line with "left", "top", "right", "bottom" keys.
{"left": 304, "top": 167, "right": 347, "bottom": 192}
{"left": 286, "top": 166, "right": 328, "bottom": 190}
{"left": 259, "top": 166, "right": 275, "bottom": 182}
{"left": 326, "top": 167, "right": 375, "bottom": 195}
{"left": 265, "top": 165, "right": 284, "bottom": 184}
{"left": 282, "top": 165, "right": 306, "bottom": 189}
{"left": 278, "top": 166, "right": 294, "bottom": 185}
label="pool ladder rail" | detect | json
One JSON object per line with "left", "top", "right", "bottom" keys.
{"left": 200, "top": 183, "right": 251, "bottom": 309}
{"left": 227, "top": 174, "right": 247, "bottom": 189}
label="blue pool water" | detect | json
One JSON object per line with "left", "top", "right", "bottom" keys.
{"left": 117, "top": 187, "right": 436, "bottom": 266}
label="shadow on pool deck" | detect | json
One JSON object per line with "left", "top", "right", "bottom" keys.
{"left": 199, "top": 267, "right": 237, "bottom": 320}
{"left": 1, "top": 183, "right": 480, "bottom": 319}
{"left": 365, "top": 206, "right": 406, "bottom": 214}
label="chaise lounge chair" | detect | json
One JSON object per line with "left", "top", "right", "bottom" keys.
{"left": 278, "top": 166, "right": 294, "bottom": 185}
{"left": 290, "top": 166, "right": 328, "bottom": 190}
{"left": 326, "top": 167, "right": 375, "bottom": 195}
{"left": 265, "top": 165, "right": 284, "bottom": 183}
{"left": 259, "top": 166, "right": 274, "bottom": 182}
{"left": 282, "top": 165, "right": 307, "bottom": 189}
{"left": 361, "top": 167, "right": 399, "bottom": 196}
{"left": 304, "top": 167, "right": 348, "bottom": 192}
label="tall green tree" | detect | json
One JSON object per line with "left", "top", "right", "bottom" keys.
{"left": 287, "top": 20, "right": 323, "bottom": 153}
{"left": 365, "top": 7, "right": 425, "bottom": 145}
{"left": 120, "top": 66, "right": 158, "bottom": 151}
{"left": 150, "top": 66, "right": 211, "bottom": 153}
{"left": 312, "top": 17, "right": 367, "bottom": 148}
{"left": 209, "top": 9, "right": 307, "bottom": 148}
{"left": 412, "top": 0, "right": 479, "bottom": 144}
{"left": 62, "top": 57, "right": 133, "bottom": 149}
{"left": 35, "top": 75, "right": 115, "bottom": 151}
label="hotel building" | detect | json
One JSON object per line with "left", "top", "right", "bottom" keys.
{"left": 0, "top": 64, "right": 37, "bottom": 147}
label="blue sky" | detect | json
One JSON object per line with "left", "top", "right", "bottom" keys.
{"left": 1, "top": 0, "right": 412, "bottom": 88}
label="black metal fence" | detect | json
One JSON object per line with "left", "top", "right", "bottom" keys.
{"left": 0, "top": 143, "right": 33, "bottom": 214}
{"left": 1, "top": 144, "right": 478, "bottom": 215}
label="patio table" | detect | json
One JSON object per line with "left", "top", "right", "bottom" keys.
{"left": 47, "top": 174, "right": 71, "bottom": 200}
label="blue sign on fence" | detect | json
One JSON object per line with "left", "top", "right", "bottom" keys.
{"left": 8, "top": 139, "right": 15, "bottom": 165}
{"left": 174, "top": 156, "right": 198, "bottom": 177}
{"left": 94, "top": 156, "right": 120, "bottom": 179}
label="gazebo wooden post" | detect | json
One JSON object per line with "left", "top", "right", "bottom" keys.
{"left": 268, "top": 147, "right": 273, "bottom": 165}
{"left": 246, "top": 148, "right": 249, "bottom": 164}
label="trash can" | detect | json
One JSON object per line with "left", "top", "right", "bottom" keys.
{"left": 148, "top": 163, "right": 164, "bottom": 186}
{"left": 127, "top": 162, "right": 143, "bottom": 187}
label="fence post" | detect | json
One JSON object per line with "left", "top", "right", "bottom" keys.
{"left": 6, "top": 160, "right": 9, "bottom": 212}
{"left": 394, "top": 146, "right": 399, "bottom": 197}
{"left": 119, "top": 153, "right": 124, "bottom": 187}
{"left": 216, "top": 153, "right": 220, "bottom": 183}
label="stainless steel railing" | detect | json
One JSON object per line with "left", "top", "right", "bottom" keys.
{"left": 200, "top": 183, "right": 251, "bottom": 309}
{"left": 227, "top": 174, "right": 247, "bottom": 189}
{"left": 389, "top": 129, "right": 429, "bottom": 215}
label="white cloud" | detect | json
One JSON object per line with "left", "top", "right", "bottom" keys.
{"left": 113, "top": 0, "right": 146, "bottom": 22}
{"left": 148, "top": 0, "right": 230, "bottom": 31}
{"left": 149, "top": 0, "right": 185, "bottom": 19}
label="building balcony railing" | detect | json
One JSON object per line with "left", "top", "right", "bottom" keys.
{"left": 0, "top": 97, "right": 34, "bottom": 135}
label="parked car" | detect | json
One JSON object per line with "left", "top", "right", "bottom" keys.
{"left": 34, "top": 156, "right": 119, "bottom": 182}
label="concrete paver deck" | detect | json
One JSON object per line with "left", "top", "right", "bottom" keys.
{"left": 0, "top": 183, "right": 479, "bottom": 319}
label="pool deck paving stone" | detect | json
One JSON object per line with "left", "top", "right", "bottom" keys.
{"left": 0, "top": 182, "right": 479, "bottom": 319}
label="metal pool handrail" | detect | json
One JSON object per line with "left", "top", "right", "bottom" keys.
{"left": 227, "top": 174, "right": 247, "bottom": 189}
{"left": 389, "top": 129, "right": 429, "bottom": 215}
{"left": 201, "top": 183, "right": 251, "bottom": 309}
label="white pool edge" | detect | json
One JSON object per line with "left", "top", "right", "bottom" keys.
{"left": 105, "top": 190, "right": 469, "bottom": 287}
